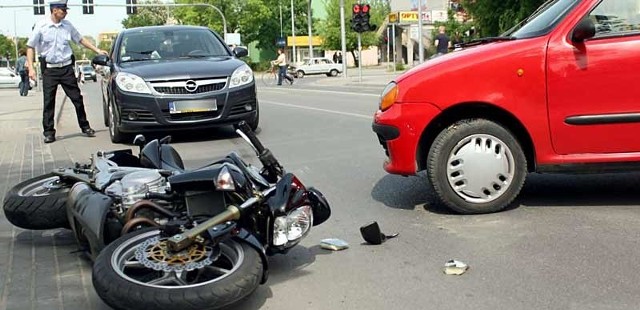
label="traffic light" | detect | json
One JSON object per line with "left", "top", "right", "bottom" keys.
{"left": 351, "top": 3, "right": 376, "bottom": 33}
{"left": 82, "top": 0, "right": 94, "bottom": 15}
{"left": 33, "top": 0, "right": 45, "bottom": 15}
{"left": 126, "top": 0, "right": 138, "bottom": 15}
{"left": 351, "top": 4, "right": 363, "bottom": 32}
{"left": 361, "top": 4, "right": 377, "bottom": 32}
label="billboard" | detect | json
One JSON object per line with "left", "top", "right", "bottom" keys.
{"left": 390, "top": 0, "right": 449, "bottom": 12}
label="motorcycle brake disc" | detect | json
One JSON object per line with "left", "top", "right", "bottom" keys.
{"left": 135, "top": 236, "right": 220, "bottom": 272}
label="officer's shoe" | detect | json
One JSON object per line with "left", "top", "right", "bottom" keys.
{"left": 44, "top": 135, "right": 56, "bottom": 143}
{"left": 82, "top": 128, "right": 96, "bottom": 137}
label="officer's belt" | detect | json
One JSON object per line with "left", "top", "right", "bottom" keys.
{"left": 46, "top": 59, "right": 73, "bottom": 68}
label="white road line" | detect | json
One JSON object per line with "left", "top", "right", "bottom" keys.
{"left": 260, "top": 100, "right": 373, "bottom": 119}
{"left": 259, "top": 87, "right": 380, "bottom": 97}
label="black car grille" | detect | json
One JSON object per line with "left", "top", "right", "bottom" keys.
{"left": 154, "top": 82, "right": 226, "bottom": 95}
{"left": 121, "top": 108, "right": 155, "bottom": 122}
{"left": 162, "top": 110, "right": 221, "bottom": 121}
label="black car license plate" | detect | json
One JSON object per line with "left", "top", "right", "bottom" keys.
{"left": 169, "top": 99, "right": 217, "bottom": 114}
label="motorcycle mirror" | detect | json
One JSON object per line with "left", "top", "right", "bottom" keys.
{"left": 133, "top": 134, "right": 146, "bottom": 146}
{"left": 360, "top": 221, "right": 398, "bottom": 245}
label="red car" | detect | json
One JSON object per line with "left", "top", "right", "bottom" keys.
{"left": 372, "top": 0, "right": 639, "bottom": 214}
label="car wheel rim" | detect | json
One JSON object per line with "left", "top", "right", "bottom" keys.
{"left": 446, "top": 134, "right": 515, "bottom": 204}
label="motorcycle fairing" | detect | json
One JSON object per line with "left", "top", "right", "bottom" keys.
{"left": 66, "top": 183, "right": 115, "bottom": 259}
{"left": 168, "top": 163, "right": 249, "bottom": 192}
{"left": 140, "top": 139, "right": 185, "bottom": 172}
{"left": 232, "top": 229, "right": 269, "bottom": 284}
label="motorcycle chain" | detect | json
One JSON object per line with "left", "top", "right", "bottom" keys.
{"left": 134, "top": 236, "right": 217, "bottom": 272}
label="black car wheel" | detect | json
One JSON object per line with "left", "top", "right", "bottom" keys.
{"left": 296, "top": 70, "right": 305, "bottom": 78}
{"left": 108, "top": 103, "right": 126, "bottom": 143}
{"left": 329, "top": 69, "right": 338, "bottom": 77}
{"left": 246, "top": 103, "right": 260, "bottom": 131}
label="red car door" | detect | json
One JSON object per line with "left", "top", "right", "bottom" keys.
{"left": 547, "top": 0, "right": 640, "bottom": 154}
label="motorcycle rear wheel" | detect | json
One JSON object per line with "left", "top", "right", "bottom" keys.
{"left": 2, "top": 173, "right": 71, "bottom": 229}
{"left": 92, "top": 228, "right": 263, "bottom": 310}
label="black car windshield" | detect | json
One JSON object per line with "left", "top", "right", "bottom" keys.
{"left": 118, "top": 28, "right": 230, "bottom": 63}
{"left": 504, "top": 0, "right": 580, "bottom": 39}
{"left": 81, "top": 66, "right": 93, "bottom": 72}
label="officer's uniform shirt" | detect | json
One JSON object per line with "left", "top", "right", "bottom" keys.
{"left": 27, "top": 19, "right": 82, "bottom": 64}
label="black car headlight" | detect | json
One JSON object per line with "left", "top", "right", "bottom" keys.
{"left": 229, "top": 64, "right": 254, "bottom": 89}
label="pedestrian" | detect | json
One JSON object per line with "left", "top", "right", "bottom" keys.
{"left": 332, "top": 52, "right": 338, "bottom": 63}
{"left": 15, "top": 48, "right": 29, "bottom": 97}
{"left": 337, "top": 51, "right": 342, "bottom": 64}
{"left": 272, "top": 49, "right": 293, "bottom": 86}
{"left": 26, "top": 0, "right": 108, "bottom": 144}
{"left": 432, "top": 25, "right": 451, "bottom": 58}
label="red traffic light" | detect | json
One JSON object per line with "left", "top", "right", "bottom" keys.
{"left": 352, "top": 4, "right": 361, "bottom": 14}
{"left": 362, "top": 4, "right": 370, "bottom": 13}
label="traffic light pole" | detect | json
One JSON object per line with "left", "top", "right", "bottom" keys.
{"left": 357, "top": 33, "right": 362, "bottom": 82}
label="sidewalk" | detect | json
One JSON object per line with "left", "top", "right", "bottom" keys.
{"left": 311, "top": 65, "right": 408, "bottom": 88}
{"left": 0, "top": 88, "right": 108, "bottom": 310}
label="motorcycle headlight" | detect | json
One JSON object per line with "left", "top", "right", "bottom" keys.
{"left": 229, "top": 64, "right": 253, "bottom": 89}
{"left": 272, "top": 205, "right": 313, "bottom": 247}
{"left": 115, "top": 72, "right": 151, "bottom": 94}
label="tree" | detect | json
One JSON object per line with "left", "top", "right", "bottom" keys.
{"left": 172, "top": 0, "right": 317, "bottom": 55}
{"left": 121, "top": 0, "right": 170, "bottom": 28}
{"left": 318, "top": 0, "right": 389, "bottom": 66}
{"left": 461, "top": 0, "right": 544, "bottom": 36}
{"left": 0, "top": 35, "right": 17, "bottom": 63}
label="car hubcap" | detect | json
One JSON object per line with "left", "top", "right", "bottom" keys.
{"left": 446, "top": 134, "right": 515, "bottom": 203}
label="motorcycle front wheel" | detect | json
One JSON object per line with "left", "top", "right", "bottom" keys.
{"left": 92, "top": 228, "right": 263, "bottom": 310}
{"left": 2, "top": 173, "right": 72, "bottom": 229}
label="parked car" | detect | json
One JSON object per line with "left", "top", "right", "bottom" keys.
{"left": 0, "top": 68, "right": 35, "bottom": 89}
{"left": 372, "top": 0, "right": 638, "bottom": 215}
{"left": 93, "top": 25, "right": 258, "bottom": 143}
{"left": 81, "top": 65, "right": 97, "bottom": 82}
{"left": 293, "top": 57, "right": 342, "bottom": 78}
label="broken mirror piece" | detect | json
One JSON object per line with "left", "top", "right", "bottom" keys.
{"left": 443, "top": 259, "right": 469, "bottom": 275}
{"left": 320, "top": 238, "right": 349, "bottom": 251}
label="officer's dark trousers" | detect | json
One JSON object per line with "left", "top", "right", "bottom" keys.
{"left": 42, "top": 64, "right": 90, "bottom": 137}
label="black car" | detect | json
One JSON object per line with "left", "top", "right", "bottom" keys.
{"left": 93, "top": 25, "right": 258, "bottom": 143}
{"left": 81, "top": 65, "right": 97, "bottom": 82}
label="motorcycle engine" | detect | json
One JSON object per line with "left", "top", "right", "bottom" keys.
{"left": 105, "top": 170, "right": 168, "bottom": 208}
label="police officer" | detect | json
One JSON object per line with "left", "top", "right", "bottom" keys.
{"left": 26, "top": 0, "right": 108, "bottom": 143}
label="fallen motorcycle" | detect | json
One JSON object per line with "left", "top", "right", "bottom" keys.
{"left": 83, "top": 122, "right": 330, "bottom": 310}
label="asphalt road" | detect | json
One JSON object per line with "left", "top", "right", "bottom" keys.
{"left": 4, "top": 78, "right": 640, "bottom": 310}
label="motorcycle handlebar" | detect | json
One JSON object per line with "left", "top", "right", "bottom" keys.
{"left": 235, "top": 122, "right": 265, "bottom": 154}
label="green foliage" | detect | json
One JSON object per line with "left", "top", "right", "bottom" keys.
{"left": 121, "top": 0, "right": 170, "bottom": 29}
{"left": 395, "top": 62, "right": 405, "bottom": 71}
{"left": 462, "top": 0, "right": 545, "bottom": 36}
{"left": 0, "top": 34, "right": 17, "bottom": 61}
{"left": 319, "top": 0, "right": 390, "bottom": 52}
{"left": 70, "top": 36, "right": 97, "bottom": 61}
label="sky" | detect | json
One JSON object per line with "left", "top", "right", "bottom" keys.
{"left": 0, "top": 0, "right": 132, "bottom": 42}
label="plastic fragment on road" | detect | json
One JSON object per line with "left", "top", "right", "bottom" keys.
{"left": 320, "top": 238, "right": 349, "bottom": 251}
{"left": 443, "top": 259, "right": 469, "bottom": 275}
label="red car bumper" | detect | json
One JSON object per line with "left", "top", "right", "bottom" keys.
{"left": 372, "top": 102, "right": 441, "bottom": 175}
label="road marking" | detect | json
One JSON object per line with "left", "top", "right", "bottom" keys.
{"left": 260, "top": 87, "right": 379, "bottom": 97}
{"left": 260, "top": 100, "right": 372, "bottom": 119}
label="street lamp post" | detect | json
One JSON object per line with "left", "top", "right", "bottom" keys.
{"left": 291, "top": 0, "right": 296, "bottom": 64}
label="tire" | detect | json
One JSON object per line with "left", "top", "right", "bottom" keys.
{"left": 426, "top": 119, "right": 527, "bottom": 214}
{"left": 93, "top": 228, "right": 263, "bottom": 310}
{"left": 261, "top": 71, "right": 277, "bottom": 87}
{"left": 296, "top": 70, "right": 305, "bottom": 78}
{"left": 246, "top": 103, "right": 260, "bottom": 131}
{"left": 2, "top": 173, "right": 72, "bottom": 229}
{"left": 108, "top": 103, "right": 126, "bottom": 143}
{"left": 329, "top": 69, "right": 338, "bottom": 77}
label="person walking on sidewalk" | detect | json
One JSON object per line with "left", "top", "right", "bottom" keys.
{"left": 15, "top": 48, "right": 29, "bottom": 97}
{"left": 26, "top": 0, "right": 108, "bottom": 144}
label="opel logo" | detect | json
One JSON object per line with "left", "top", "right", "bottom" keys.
{"left": 185, "top": 80, "right": 198, "bottom": 92}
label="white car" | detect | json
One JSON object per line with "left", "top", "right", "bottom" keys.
{"left": 0, "top": 68, "right": 35, "bottom": 89}
{"left": 293, "top": 57, "right": 342, "bottom": 78}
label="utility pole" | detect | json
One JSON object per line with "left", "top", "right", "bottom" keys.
{"left": 418, "top": 0, "right": 424, "bottom": 63}
{"left": 291, "top": 0, "right": 297, "bottom": 64}
{"left": 339, "top": 0, "right": 347, "bottom": 78}
{"left": 307, "top": 0, "right": 313, "bottom": 59}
